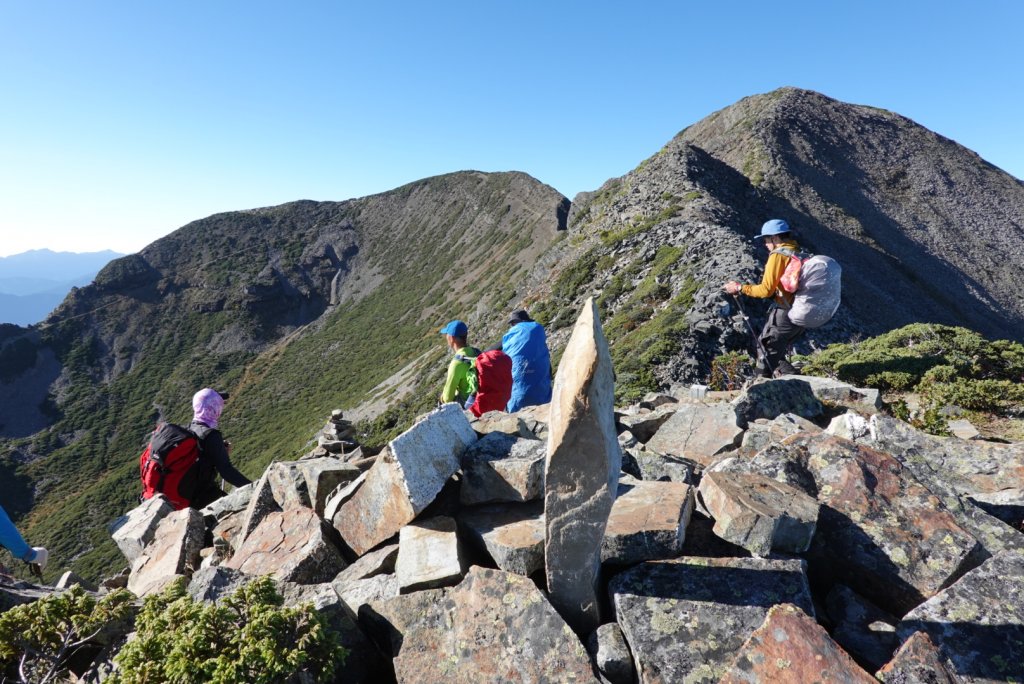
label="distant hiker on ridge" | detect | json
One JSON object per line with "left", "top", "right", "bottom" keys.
{"left": 0, "top": 503, "right": 48, "bottom": 572}
{"left": 500, "top": 309, "right": 552, "bottom": 412}
{"left": 723, "top": 219, "right": 804, "bottom": 376}
{"left": 439, "top": 320, "right": 481, "bottom": 410}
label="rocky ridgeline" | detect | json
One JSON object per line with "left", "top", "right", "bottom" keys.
{"left": 4, "top": 302, "right": 1024, "bottom": 683}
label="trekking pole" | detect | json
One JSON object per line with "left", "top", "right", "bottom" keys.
{"left": 730, "top": 293, "right": 775, "bottom": 377}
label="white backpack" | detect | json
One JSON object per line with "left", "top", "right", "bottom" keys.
{"left": 773, "top": 248, "right": 842, "bottom": 328}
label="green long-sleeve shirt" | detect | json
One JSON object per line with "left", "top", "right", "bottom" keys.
{"left": 441, "top": 346, "right": 479, "bottom": 404}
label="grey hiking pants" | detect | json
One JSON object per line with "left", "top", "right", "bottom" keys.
{"left": 759, "top": 305, "right": 805, "bottom": 373}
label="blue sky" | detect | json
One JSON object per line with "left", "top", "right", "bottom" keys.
{"left": 1, "top": 1, "right": 1021, "bottom": 257}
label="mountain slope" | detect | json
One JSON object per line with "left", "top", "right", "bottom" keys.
{"left": 0, "top": 171, "right": 568, "bottom": 579}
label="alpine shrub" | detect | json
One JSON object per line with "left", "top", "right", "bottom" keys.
{"left": 110, "top": 576, "right": 345, "bottom": 684}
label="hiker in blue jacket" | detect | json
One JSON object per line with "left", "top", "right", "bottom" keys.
{"left": 501, "top": 310, "right": 552, "bottom": 413}
{"left": 0, "top": 503, "right": 48, "bottom": 571}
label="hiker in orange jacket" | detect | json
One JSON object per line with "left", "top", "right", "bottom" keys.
{"left": 724, "top": 219, "right": 804, "bottom": 376}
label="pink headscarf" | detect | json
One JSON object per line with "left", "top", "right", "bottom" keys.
{"left": 192, "top": 388, "right": 225, "bottom": 428}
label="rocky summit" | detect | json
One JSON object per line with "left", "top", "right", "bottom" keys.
{"left": 3, "top": 302, "right": 1022, "bottom": 683}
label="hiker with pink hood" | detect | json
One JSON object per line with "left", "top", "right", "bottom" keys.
{"left": 189, "top": 388, "right": 251, "bottom": 507}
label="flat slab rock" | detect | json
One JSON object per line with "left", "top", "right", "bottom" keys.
{"left": 644, "top": 402, "right": 743, "bottom": 467}
{"left": 609, "top": 556, "right": 814, "bottom": 684}
{"left": 110, "top": 494, "right": 174, "bottom": 565}
{"left": 225, "top": 507, "right": 347, "bottom": 584}
{"left": 460, "top": 432, "right": 545, "bottom": 505}
{"left": 697, "top": 470, "right": 818, "bottom": 557}
{"left": 395, "top": 516, "right": 465, "bottom": 592}
{"left": 794, "top": 433, "right": 981, "bottom": 615}
{"left": 720, "top": 603, "right": 875, "bottom": 683}
{"left": 601, "top": 478, "right": 693, "bottom": 565}
{"left": 457, "top": 501, "right": 545, "bottom": 576}
{"left": 127, "top": 507, "right": 205, "bottom": 598}
{"left": 335, "top": 403, "right": 475, "bottom": 555}
{"left": 369, "top": 566, "right": 597, "bottom": 683}
{"left": 895, "top": 550, "right": 1024, "bottom": 683}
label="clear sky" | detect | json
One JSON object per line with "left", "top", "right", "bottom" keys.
{"left": 1, "top": 1, "right": 1021, "bottom": 257}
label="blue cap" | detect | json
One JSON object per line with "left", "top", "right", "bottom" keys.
{"left": 758, "top": 219, "right": 790, "bottom": 238}
{"left": 439, "top": 320, "right": 468, "bottom": 337}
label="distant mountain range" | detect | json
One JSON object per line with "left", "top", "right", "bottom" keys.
{"left": 1, "top": 88, "right": 1022, "bottom": 581}
{"left": 0, "top": 249, "right": 123, "bottom": 325}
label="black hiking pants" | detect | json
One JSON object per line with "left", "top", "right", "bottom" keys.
{"left": 759, "top": 306, "right": 805, "bottom": 374}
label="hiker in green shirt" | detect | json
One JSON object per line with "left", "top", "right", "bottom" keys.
{"left": 439, "top": 319, "right": 480, "bottom": 408}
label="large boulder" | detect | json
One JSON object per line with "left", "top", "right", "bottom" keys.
{"left": 187, "top": 565, "right": 251, "bottom": 603}
{"left": 601, "top": 478, "right": 694, "bottom": 565}
{"left": 332, "top": 543, "right": 398, "bottom": 585}
{"left": 793, "top": 434, "right": 982, "bottom": 615}
{"left": 896, "top": 550, "right": 1024, "bottom": 683}
{"left": 266, "top": 458, "right": 361, "bottom": 516}
{"left": 367, "top": 567, "right": 597, "bottom": 683}
{"left": 697, "top": 470, "right": 819, "bottom": 557}
{"left": 127, "top": 508, "right": 205, "bottom": 597}
{"left": 610, "top": 557, "right": 814, "bottom": 684}
{"left": 457, "top": 501, "right": 545, "bottom": 576}
{"left": 225, "top": 507, "right": 347, "bottom": 584}
{"left": 236, "top": 470, "right": 283, "bottom": 546}
{"left": 719, "top": 603, "right": 876, "bottom": 684}
{"left": 737, "top": 412, "right": 821, "bottom": 455}
{"left": 109, "top": 494, "right": 175, "bottom": 565}
{"left": 395, "top": 516, "right": 465, "bottom": 592}
{"left": 333, "top": 573, "right": 400, "bottom": 620}
{"left": 644, "top": 402, "right": 743, "bottom": 467}
{"left": 334, "top": 404, "right": 476, "bottom": 555}
{"left": 794, "top": 375, "right": 882, "bottom": 413}
{"left": 544, "top": 298, "right": 620, "bottom": 634}
{"left": 617, "top": 404, "right": 678, "bottom": 444}
{"left": 731, "top": 378, "right": 824, "bottom": 428}
{"left": 459, "top": 432, "right": 545, "bottom": 505}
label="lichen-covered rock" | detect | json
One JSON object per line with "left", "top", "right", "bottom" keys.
{"left": 896, "top": 550, "right": 1024, "bottom": 683}
{"left": 460, "top": 432, "right": 545, "bottom": 505}
{"left": 545, "top": 298, "right": 620, "bottom": 634}
{"left": 867, "top": 414, "right": 1024, "bottom": 532}
{"left": 457, "top": 501, "right": 545, "bottom": 576}
{"left": 623, "top": 448, "right": 695, "bottom": 483}
{"left": 369, "top": 567, "right": 597, "bottom": 683}
{"left": 127, "top": 508, "right": 205, "bottom": 597}
{"left": 826, "top": 584, "right": 900, "bottom": 672}
{"left": 875, "top": 631, "right": 960, "bottom": 683}
{"left": 468, "top": 411, "right": 538, "bottom": 439}
{"left": 609, "top": 556, "right": 814, "bottom": 684}
{"left": 109, "top": 494, "right": 174, "bottom": 565}
{"left": 731, "top": 378, "right": 824, "bottom": 428}
{"left": 588, "top": 622, "right": 635, "bottom": 684}
{"left": 225, "top": 507, "right": 346, "bottom": 584}
{"left": 697, "top": 471, "right": 818, "bottom": 557}
{"left": 719, "top": 603, "right": 876, "bottom": 683}
{"left": 395, "top": 516, "right": 465, "bottom": 592}
{"left": 335, "top": 404, "right": 475, "bottom": 555}
{"left": 794, "top": 434, "right": 981, "bottom": 615}
{"left": 644, "top": 402, "right": 743, "bottom": 467}
{"left": 739, "top": 412, "right": 821, "bottom": 454}
{"left": 601, "top": 478, "right": 693, "bottom": 565}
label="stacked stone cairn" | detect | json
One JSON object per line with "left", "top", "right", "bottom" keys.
{"left": 4, "top": 299, "right": 1024, "bottom": 683}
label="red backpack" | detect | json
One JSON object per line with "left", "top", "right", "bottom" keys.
{"left": 470, "top": 349, "right": 513, "bottom": 417}
{"left": 139, "top": 423, "right": 208, "bottom": 510}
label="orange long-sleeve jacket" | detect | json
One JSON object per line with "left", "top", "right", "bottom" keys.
{"left": 741, "top": 239, "right": 799, "bottom": 307}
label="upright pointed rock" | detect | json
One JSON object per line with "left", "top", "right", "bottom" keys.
{"left": 544, "top": 297, "right": 620, "bottom": 634}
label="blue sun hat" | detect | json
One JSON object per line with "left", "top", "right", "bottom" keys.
{"left": 439, "top": 320, "right": 468, "bottom": 337}
{"left": 758, "top": 219, "right": 791, "bottom": 238}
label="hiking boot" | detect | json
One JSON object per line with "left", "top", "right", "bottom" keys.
{"left": 776, "top": 360, "right": 798, "bottom": 376}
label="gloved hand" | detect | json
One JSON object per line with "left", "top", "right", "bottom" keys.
{"left": 28, "top": 547, "right": 48, "bottom": 571}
